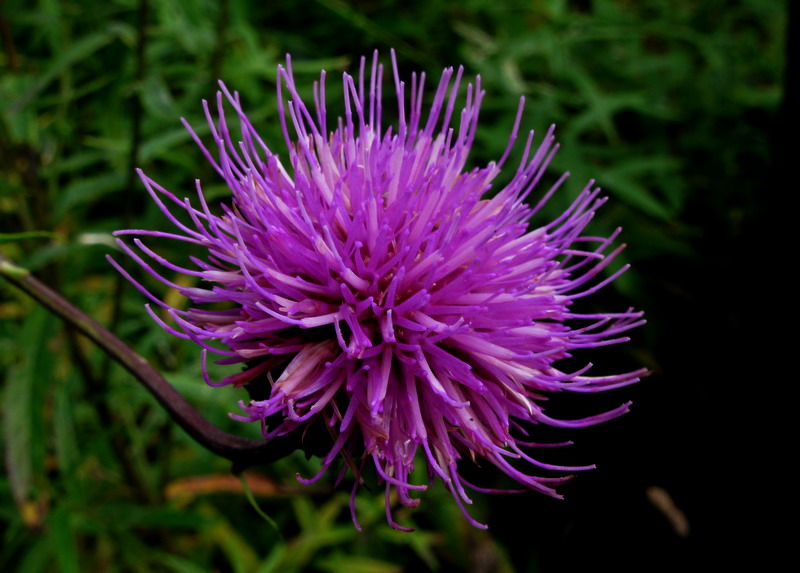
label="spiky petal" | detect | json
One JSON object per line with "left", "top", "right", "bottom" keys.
{"left": 112, "top": 51, "right": 647, "bottom": 530}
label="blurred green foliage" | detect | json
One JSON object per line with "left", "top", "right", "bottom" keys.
{"left": 0, "top": 0, "right": 785, "bottom": 571}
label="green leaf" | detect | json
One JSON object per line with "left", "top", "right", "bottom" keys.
{"left": 602, "top": 157, "right": 680, "bottom": 221}
{"left": 2, "top": 307, "right": 55, "bottom": 512}
{"left": 7, "top": 27, "right": 120, "bottom": 114}
{"left": 155, "top": 553, "right": 213, "bottom": 573}
{"left": 316, "top": 555, "right": 402, "bottom": 573}
{"left": 54, "top": 172, "right": 127, "bottom": 221}
{"left": 49, "top": 507, "right": 80, "bottom": 573}
{"left": 53, "top": 378, "right": 81, "bottom": 497}
{"left": 9, "top": 536, "right": 51, "bottom": 573}
{"left": 46, "top": 150, "right": 109, "bottom": 176}
{"left": 239, "top": 474, "right": 281, "bottom": 538}
{"left": 90, "top": 503, "right": 212, "bottom": 531}
{"left": 140, "top": 75, "right": 180, "bottom": 120}
{"left": 0, "top": 232, "right": 59, "bottom": 244}
{"left": 292, "top": 496, "right": 317, "bottom": 533}
{"left": 254, "top": 544, "right": 289, "bottom": 573}
{"left": 203, "top": 512, "right": 260, "bottom": 573}
{"left": 140, "top": 127, "right": 198, "bottom": 162}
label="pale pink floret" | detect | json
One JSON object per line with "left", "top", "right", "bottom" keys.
{"left": 112, "top": 50, "right": 647, "bottom": 530}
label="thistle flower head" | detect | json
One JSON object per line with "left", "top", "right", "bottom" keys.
{"left": 113, "top": 51, "right": 647, "bottom": 530}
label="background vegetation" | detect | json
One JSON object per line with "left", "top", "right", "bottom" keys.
{"left": 1, "top": 0, "right": 789, "bottom": 571}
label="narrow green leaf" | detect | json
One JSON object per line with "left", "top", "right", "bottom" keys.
{"left": 2, "top": 307, "right": 55, "bottom": 511}
{"left": 292, "top": 496, "right": 317, "bottom": 532}
{"left": 7, "top": 28, "right": 119, "bottom": 113}
{"left": 239, "top": 474, "right": 282, "bottom": 538}
{"left": 155, "top": 553, "right": 212, "bottom": 573}
{"left": 204, "top": 514, "right": 260, "bottom": 573}
{"left": 46, "top": 150, "right": 109, "bottom": 176}
{"left": 54, "top": 173, "right": 127, "bottom": 221}
{"left": 91, "top": 503, "right": 212, "bottom": 531}
{"left": 602, "top": 172, "right": 674, "bottom": 221}
{"left": 9, "top": 536, "right": 51, "bottom": 573}
{"left": 53, "top": 379, "right": 81, "bottom": 497}
{"left": 316, "top": 555, "right": 401, "bottom": 573}
{"left": 254, "top": 544, "right": 288, "bottom": 573}
{"left": 49, "top": 507, "right": 80, "bottom": 573}
{"left": 0, "top": 232, "right": 59, "bottom": 244}
{"left": 140, "top": 75, "right": 179, "bottom": 119}
{"left": 284, "top": 526, "right": 357, "bottom": 571}
{"left": 140, "top": 127, "right": 197, "bottom": 162}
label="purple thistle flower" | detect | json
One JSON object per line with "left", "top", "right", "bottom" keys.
{"left": 112, "top": 51, "right": 647, "bottom": 530}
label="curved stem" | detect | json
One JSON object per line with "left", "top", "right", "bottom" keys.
{"left": 0, "top": 253, "right": 296, "bottom": 471}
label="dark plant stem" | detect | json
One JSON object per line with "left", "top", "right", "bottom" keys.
{"left": 0, "top": 254, "right": 296, "bottom": 472}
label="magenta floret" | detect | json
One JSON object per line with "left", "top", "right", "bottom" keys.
{"left": 113, "top": 50, "right": 647, "bottom": 530}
